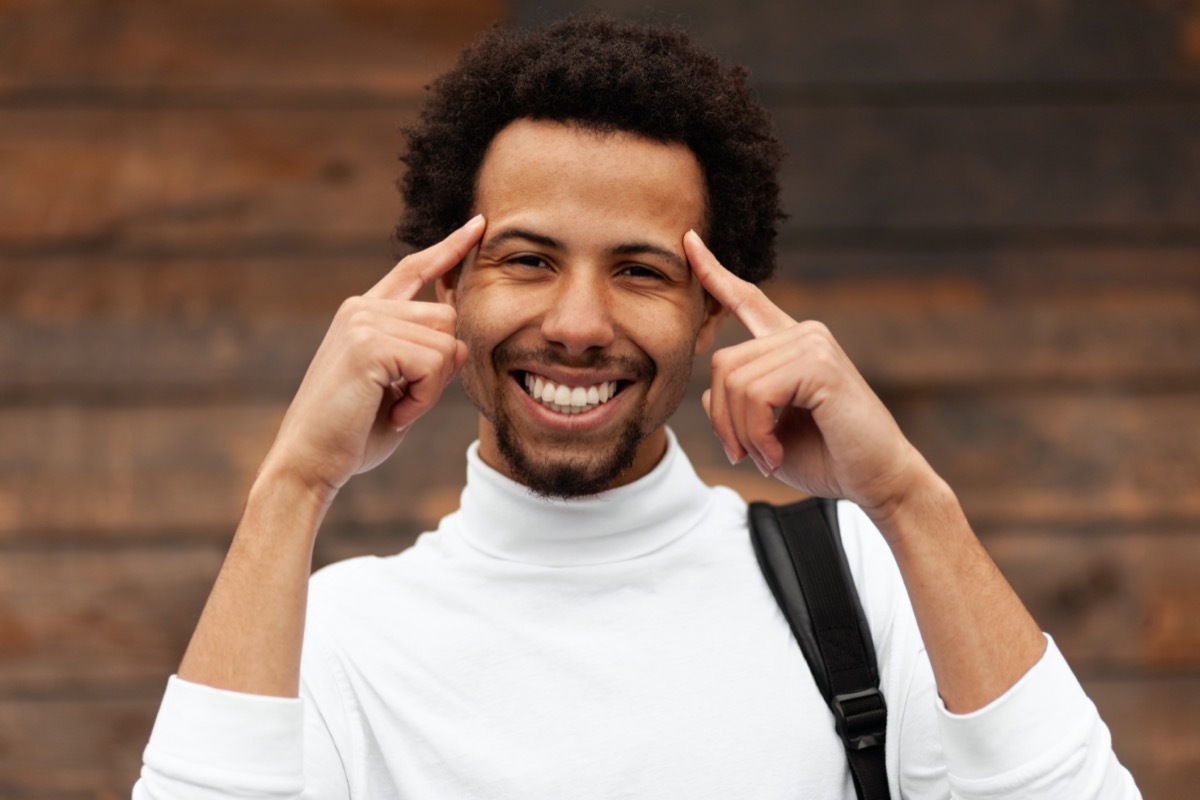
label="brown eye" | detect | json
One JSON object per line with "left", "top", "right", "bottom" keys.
{"left": 511, "top": 254, "right": 550, "bottom": 269}
{"left": 619, "top": 265, "right": 664, "bottom": 280}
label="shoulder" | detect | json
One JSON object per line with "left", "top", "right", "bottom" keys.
{"left": 307, "top": 528, "right": 453, "bottom": 615}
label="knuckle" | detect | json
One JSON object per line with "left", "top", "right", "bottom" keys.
{"left": 346, "top": 319, "right": 377, "bottom": 350}
{"left": 337, "top": 295, "right": 368, "bottom": 318}
{"left": 796, "top": 319, "right": 833, "bottom": 341}
{"left": 428, "top": 303, "right": 458, "bottom": 331}
{"left": 436, "top": 332, "right": 460, "bottom": 360}
{"left": 725, "top": 365, "right": 751, "bottom": 394}
{"left": 710, "top": 348, "right": 733, "bottom": 372}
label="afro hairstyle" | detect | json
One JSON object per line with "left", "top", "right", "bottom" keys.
{"left": 396, "top": 16, "right": 785, "bottom": 284}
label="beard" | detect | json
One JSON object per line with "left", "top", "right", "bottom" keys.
{"left": 493, "top": 398, "right": 646, "bottom": 499}
{"left": 461, "top": 341, "right": 666, "bottom": 500}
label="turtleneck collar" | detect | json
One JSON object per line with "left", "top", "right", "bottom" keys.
{"left": 454, "top": 428, "right": 716, "bottom": 567}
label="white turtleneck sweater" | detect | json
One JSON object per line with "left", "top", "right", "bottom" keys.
{"left": 135, "top": 431, "right": 1139, "bottom": 798}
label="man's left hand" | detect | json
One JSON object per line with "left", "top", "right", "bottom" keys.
{"left": 684, "top": 230, "right": 933, "bottom": 527}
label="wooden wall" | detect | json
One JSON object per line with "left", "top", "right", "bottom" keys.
{"left": 1, "top": 0, "right": 1198, "bottom": 796}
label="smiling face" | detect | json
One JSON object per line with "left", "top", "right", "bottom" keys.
{"left": 437, "top": 119, "right": 723, "bottom": 498}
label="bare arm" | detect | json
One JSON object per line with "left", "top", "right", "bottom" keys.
{"left": 177, "top": 216, "right": 486, "bottom": 698}
{"left": 685, "top": 230, "right": 1043, "bottom": 713}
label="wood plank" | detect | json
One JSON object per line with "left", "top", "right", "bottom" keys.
{"left": 0, "top": 696, "right": 158, "bottom": 798}
{"left": 677, "top": 392, "right": 1200, "bottom": 527}
{"left": 0, "top": 547, "right": 222, "bottom": 695}
{"left": 1087, "top": 677, "right": 1200, "bottom": 800}
{"left": 0, "top": 256, "right": 383, "bottom": 400}
{"left": 2, "top": 392, "right": 1198, "bottom": 537}
{"left": 985, "top": 529, "right": 1200, "bottom": 670}
{"left": 2, "top": 255, "right": 1197, "bottom": 399}
{"left": 0, "top": 394, "right": 482, "bottom": 537}
{"left": 887, "top": 392, "right": 1200, "bottom": 527}
{"left": 742, "top": 279, "right": 1200, "bottom": 391}
{"left": 0, "top": 107, "right": 412, "bottom": 248}
{"left": 775, "top": 103, "right": 1200, "bottom": 232}
{"left": 775, "top": 243, "right": 1200, "bottom": 290}
{"left": 3, "top": 103, "right": 1198, "bottom": 248}
{"left": 0, "top": 678, "right": 1195, "bottom": 796}
{"left": 514, "top": 0, "right": 1200, "bottom": 86}
{"left": 0, "top": 0, "right": 504, "bottom": 96}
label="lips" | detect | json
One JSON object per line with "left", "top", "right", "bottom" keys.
{"left": 520, "top": 371, "right": 621, "bottom": 415}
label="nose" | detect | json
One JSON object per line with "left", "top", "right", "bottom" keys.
{"left": 540, "top": 271, "right": 616, "bottom": 356}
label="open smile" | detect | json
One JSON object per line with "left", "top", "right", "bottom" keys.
{"left": 517, "top": 371, "right": 628, "bottom": 415}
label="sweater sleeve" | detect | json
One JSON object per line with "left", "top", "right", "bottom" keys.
{"left": 937, "top": 635, "right": 1142, "bottom": 799}
{"left": 132, "top": 676, "right": 305, "bottom": 799}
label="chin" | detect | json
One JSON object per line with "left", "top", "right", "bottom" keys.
{"left": 494, "top": 412, "right": 644, "bottom": 500}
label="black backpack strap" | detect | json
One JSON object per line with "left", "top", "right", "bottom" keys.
{"left": 749, "top": 497, "right": 890, "bottom": 800}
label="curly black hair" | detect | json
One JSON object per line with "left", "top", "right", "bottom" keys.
{"left": 396, "top": 16, "right": 785, "bottom": 284}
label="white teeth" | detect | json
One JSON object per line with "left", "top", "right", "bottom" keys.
{"left": 522, "top": 373, "right": 619, "bottom": 415}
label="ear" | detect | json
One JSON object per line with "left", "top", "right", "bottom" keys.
{"left": 435, "top": 264, "right": 461, "bottom": 308}
{"left": 692, "top": 292, "right": 727, "bottom": 355}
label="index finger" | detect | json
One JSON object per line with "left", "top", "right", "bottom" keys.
{"left": 365, "top": 215, "right": 486, "bottom": 301}
{"left": 683, "top": 230, "right": 792, "bottom": 338}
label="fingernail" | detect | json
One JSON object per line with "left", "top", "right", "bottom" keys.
{"left": 723, "top": 443, "right": 738, "bottom": 465}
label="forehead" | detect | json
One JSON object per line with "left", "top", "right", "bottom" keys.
{"left": 473, "top": 119, "right": 706, "bottom": 239}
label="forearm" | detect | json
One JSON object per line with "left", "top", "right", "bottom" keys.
{"left": 872, "top": 469, "right": 1045, "bottom": 714}
{"left": 177, "top": 465, "right": 332, "bottom": 698}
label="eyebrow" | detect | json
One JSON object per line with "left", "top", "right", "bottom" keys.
{"left": 483, "top": 228, "right": 565, "bottom": 252}
{"left": 483, "top": 227, "right": 687, "bottom": 272}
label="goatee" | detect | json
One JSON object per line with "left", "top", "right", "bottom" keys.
{"left": 493, "top": 401, "right": 645, "bottom": 499}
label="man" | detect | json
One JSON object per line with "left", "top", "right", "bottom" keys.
{"left": 135, "top": 17, "right": 1140, "bottom": 799}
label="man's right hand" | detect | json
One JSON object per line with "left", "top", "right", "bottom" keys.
{"left": 259, "top": 215, "right": 486, "bottom": 502}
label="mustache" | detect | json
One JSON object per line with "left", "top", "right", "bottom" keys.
{"left": 492, "top": 344, "right": 655, "bottom": 380}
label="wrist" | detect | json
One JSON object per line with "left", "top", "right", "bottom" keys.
{"left": 863, "top": 456, "right": 960, "bottom": 548}
{"left": 245, "top": 456, "right": 338, "bottom": 539}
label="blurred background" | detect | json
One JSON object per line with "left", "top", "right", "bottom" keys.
{"left": 1, "top": 0, "right": 1198, "bottom": 796}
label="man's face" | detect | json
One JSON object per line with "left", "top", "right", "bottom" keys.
{"left": 438, "top": 119, "right": 723, "bottom": 498}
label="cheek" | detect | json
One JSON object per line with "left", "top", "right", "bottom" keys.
{"left": 639, "top": 309, "right": 707, "bottom": 376}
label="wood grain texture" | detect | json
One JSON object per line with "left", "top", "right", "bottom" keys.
{"left": 514, "top": 0, "right": 1200, "bottom": 86}
{"left": 774, "top": 103, "right": 1200, "bottom": 232}
{"left": 677, "top": 388, "right": 1200, "bottom": 527}
{"left": 4, "top": 103, "right": 1197, "bottom": 250}
{"left": 986, "top": 529, "right": 1200, "bottom": 670}
{"left": 0, "top": 696, "right": 158, "bottom": 798}
{"left": 0, "top": 107, "right": 413, "bottom": 249}
{"left": 0, "top": 394, "right": 482, "bottom": 537}
{"left": 0, "top": 547, "right": 223, "bottom": 695}
{"left": 0, "top": 0, "right": 504, "bottom": 96}
{"left": 890, "top": 392, "right": 1200, "bottom": 526}
{"left": 1088, "top": 676, "right": 1200, "bottom": 800}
